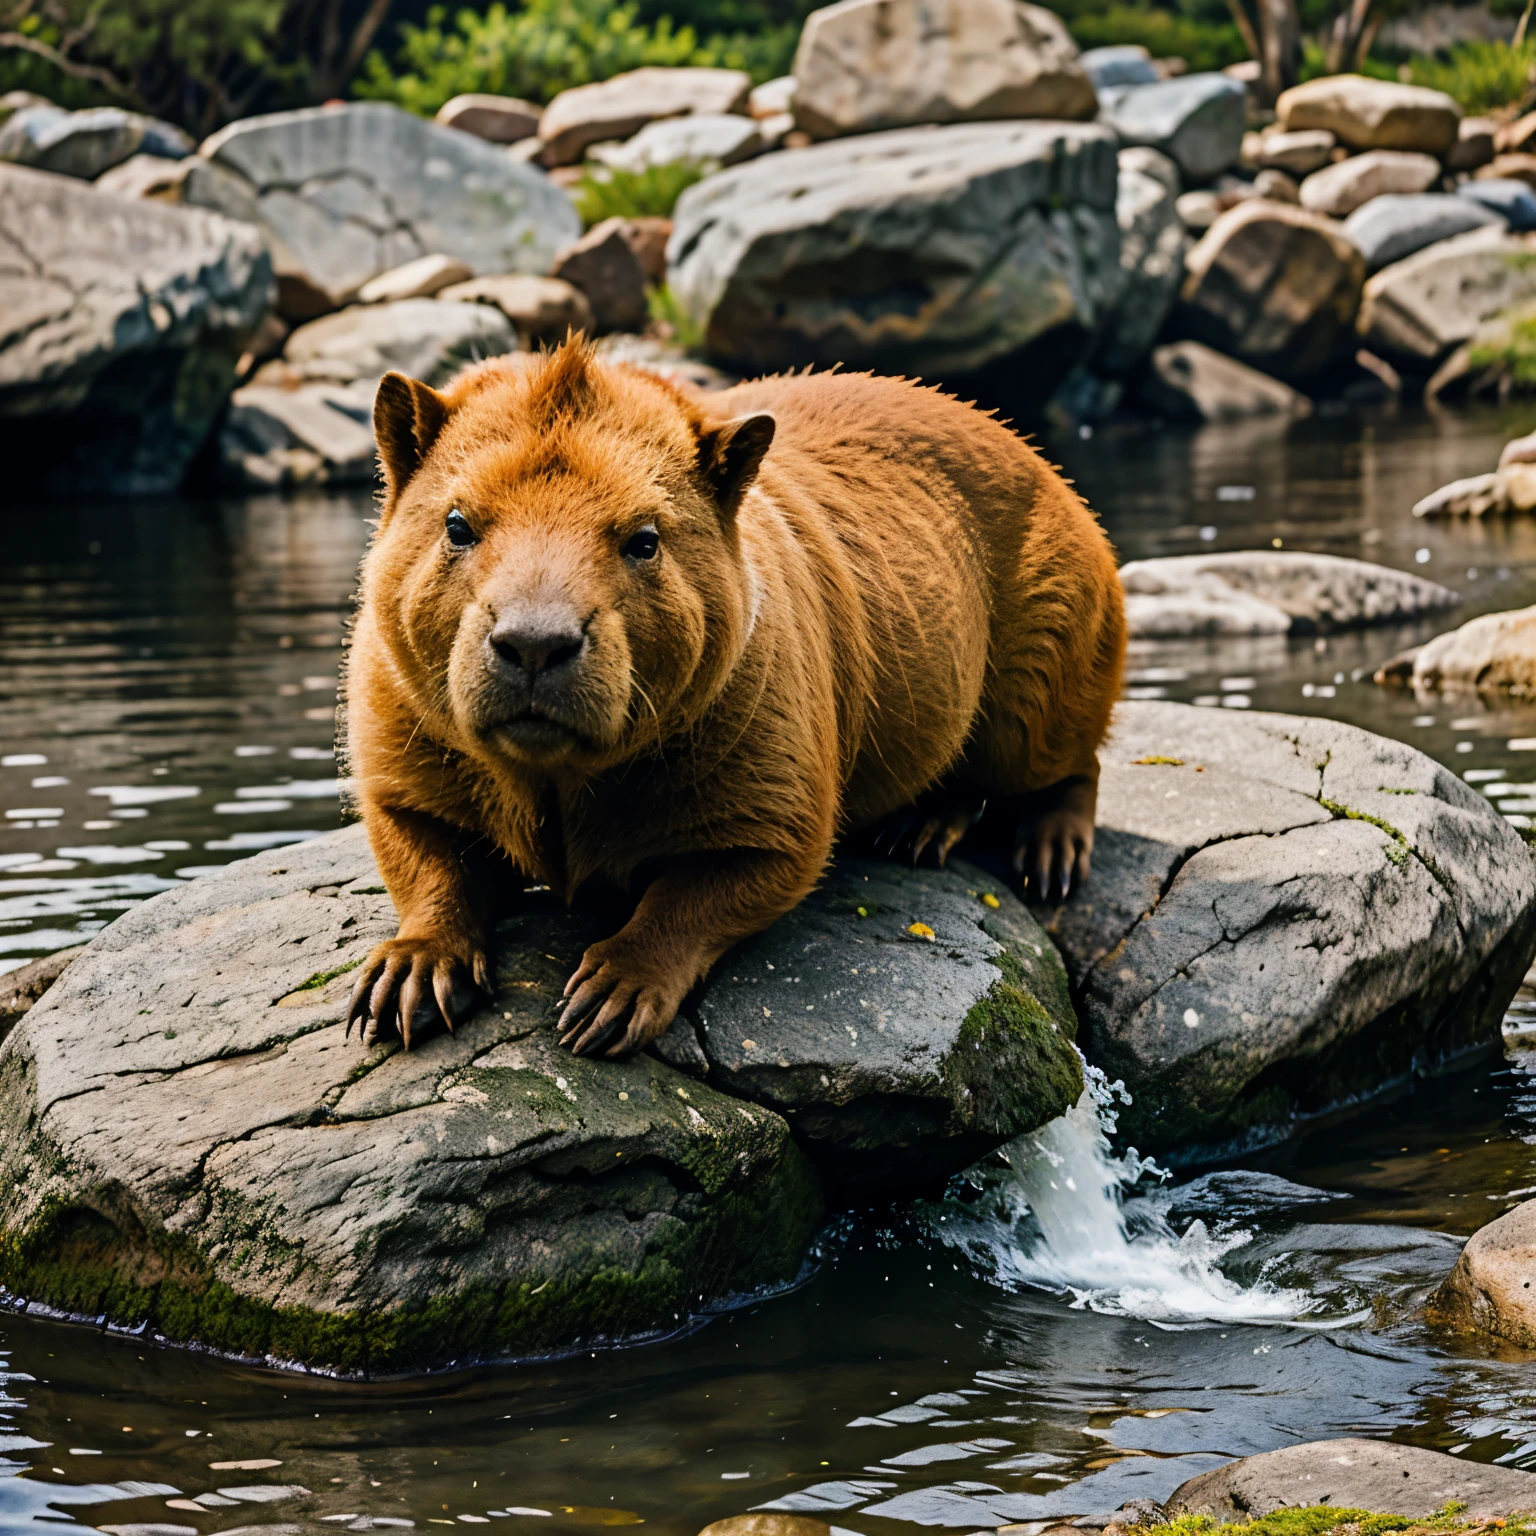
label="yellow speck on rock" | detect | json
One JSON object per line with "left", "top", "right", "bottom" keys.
{"left": 908, "top": 922, "right": 935, "bottom": 940}
{"left": 980, "top": 893, "right": 1000, "bottom": 909}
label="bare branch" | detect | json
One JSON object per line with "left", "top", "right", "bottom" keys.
{"left": 0, "top": 29, "right": 133, "bottom": 96}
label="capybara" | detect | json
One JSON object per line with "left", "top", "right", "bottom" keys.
{"left": 345, "top": 339, "right": 1124, "bottom": 1057}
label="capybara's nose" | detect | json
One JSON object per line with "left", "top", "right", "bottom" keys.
{"left": 488, "top": 615, "right": 586, "bottom": 678}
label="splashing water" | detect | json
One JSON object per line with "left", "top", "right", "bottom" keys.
{"left": 937, "top": 1064, "right": 1329, "bottom": 1327}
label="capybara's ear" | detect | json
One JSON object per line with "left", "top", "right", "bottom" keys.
{"left": 374, "top": 372, "right": 450, "bottom": 496}
{"left": 696, "top": 412, "right": 775, "bottom": 517}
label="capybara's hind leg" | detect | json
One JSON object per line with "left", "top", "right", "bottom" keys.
{"left": 1013, "top": 773, "right": 1098, "bottom": 903}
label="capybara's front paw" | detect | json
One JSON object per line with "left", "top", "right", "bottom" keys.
{"left": 557, "top": 936, "right": 693, "bottom": 1059}
{"left": 346, "top": 935, "right": 488, "bottom": 1050}
{"left": 1015, "top": 805, "right": 1094, "bottom": 905}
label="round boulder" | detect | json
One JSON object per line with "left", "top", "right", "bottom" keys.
{"left": 1177, "top": 201, "right": 1365, "bottom": 380}
{"left": 1431, "top": 1197, "right": 1536, "bottom": 1347}
{"left": 1041, "top": 701, "right": 1536, "bottom": 1155}
{"left": 1276, "top": 73, "right": 1461, "bottom": 155}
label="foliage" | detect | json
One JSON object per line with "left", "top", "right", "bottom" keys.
{"left": 573, "top": 160, "right": 706, "bottom": 225}
{"left": 648, "top": 283, "right": 706, "bottom": 352}
{"left": 0, "top": 0, "right": 395, "bottom": 134}
{"left": 1131, "top": 1504, "right": 1536, "bottom": 1536}
{"left": 1404, "top": 37, "right": 1536, "bottom": 113}
{"left": 1469, "top": 301, "right": 1536, "bottom": 390}
{"left": 356, "top": 0, "right": 793, "bottom": 116}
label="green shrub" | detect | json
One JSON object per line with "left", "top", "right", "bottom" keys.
{"left": 1404, "top": 37, "right": 1536, "bottom": 113}
{"left": 1054, "top": 4, "right": 1248, "bottom": 68}
{"left": 573, "top": 160, "right": 707, "bottom": 225}
{"left": 648, "top": 282, "right": 706, "bottom": 351}
{"left": 356, "top": 0, "right": 794, "bottom": 116}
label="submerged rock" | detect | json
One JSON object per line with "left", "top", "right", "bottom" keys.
{"left": 667, "top": 119, "right": 1121, "bottom": 381}
{"left": 1430, "top": 1196, "right": 1536, "bottom": 1346}
{"left": 1041, "top": 701, "right": 1536, "bottom": 1155}
{"left": 1169, "top": 1439, "right": 1536, "bottom": 1519}
{"left": 1376, "top": 604, "right": 1536, "bottom": 694}
{"left": 0, "top": 163, "right": 272, "bottom": 495}
{"left": 0, "top": 827, "right": 1080, "bottom": 1366}
{"left": 1137, "top": 341, "right": 1311, "bottom": 423}
{"left": 790, "top": 0, "right": 1097, "bottom": 138}
{"left": 1119, "top": 550, "right": 1459, "bottom": 637}
{"left": 219, "top": 382, "right": 377, "bottom": 489}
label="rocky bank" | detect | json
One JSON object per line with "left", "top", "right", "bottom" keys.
{"left": 0, "top": 827, "right": 1079, "bottom": 1373}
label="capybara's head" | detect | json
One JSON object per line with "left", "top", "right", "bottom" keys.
{"left": 364, "top": 340, "right": 775, "bottom": 774}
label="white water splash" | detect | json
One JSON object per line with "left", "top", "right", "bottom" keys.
{"left": 938, "top": 1065, "right": 1327, "bottom": 1327}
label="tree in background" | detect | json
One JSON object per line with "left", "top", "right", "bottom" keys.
{"left": 0, "top": 0, "right": 394, "bottom": 132}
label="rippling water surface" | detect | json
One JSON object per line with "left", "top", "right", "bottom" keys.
{"left": 6, "top": 405, "right": 1536, "bottom": 1536}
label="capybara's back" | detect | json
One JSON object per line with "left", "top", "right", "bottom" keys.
{"left": 345, "top": 341, "right": 1124, "bottom": 1057}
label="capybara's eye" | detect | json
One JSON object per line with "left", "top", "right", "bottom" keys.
{"left": 445, "top": 509, "right": 477, "bottom": 548}
{"left": 622, "top": 526, "right": 660, "bottom": 562}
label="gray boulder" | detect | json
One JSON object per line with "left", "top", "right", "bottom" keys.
{"left": 1458, "top": 176, "right": 1536, "bottom": 231}
{"left": 1138, "top": 341, "right": 1312, "bottom": 422}
{"left": 219, "top": 382, "right": 377, "bottom": 488}
{"left": 1377, "top": 602, "right": 1536, "bottom": 693}
{"left": 1100, "top": 73, "right": 1246, "bottom": 183}
{"left": 1041, "top": 701, "right": 1536, "bottom": 1154}
{"left": 273, "top": 299, "right": 516, "bottom": 389}
{"left": 667, "top": 120, "right": 1122, "bottom": 381}
{"left": 691, "top": 857, "right": 1082, "bottom": 1198}
{"left": 791, "top": 0, "right": 1097, "bottom": 139}
{"left": 1088, "top": 146, "right": 1188, "bottom": 377}
{"left": 199, "top": 103, "right": 580, "bottom": 318}
{"left": 1080, "top": 44, "right": 1158, "bottom": 90}
{"left": 549, "top": 217, "right": 650, "bottom": 334}
{"left": 1355, "top": 226, "right": 1536, "bottom": 366}
{"left": 0, "top": 104, "right": 190, "bottom": 179}
{"left": 1342, "top": 191, "right": 1502, "bottom": 272}
{"left": 0, "top": 825, "right": 820, "bottom": 1374}
{"left": 1169, "top": 1440, "right": 1536, "bottom": 1521}
{"left": 0, "top": 162, "right": 272, "bottom": 495}
{"left": 1119, "top": 550, "right": 1459, "bottom": 637}
{"left": 0, "top": 825, "right": 1080, "bottom": 1367}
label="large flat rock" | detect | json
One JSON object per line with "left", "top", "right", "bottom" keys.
{"left": 1169, "top": 1439, "right": 1536, "bottom": 1520}
{"left": 1041, "top": 702, "right": 1536, "bottom": 1156}
{"left": 0, "top": 162, "right": 272, "bottom": 494}
{"left": 0, "top": 828, "right": 1080, "bottom": 1369}
{"left": 199, "top": 103, "right": 580, "bottom": 314}
{"left": 667, "top": 119, "right": 1122, "bottom": 381}
{"left": 0, "top": 826, "right": 819, "bottom": 1374}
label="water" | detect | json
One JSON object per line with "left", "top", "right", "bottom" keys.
{"left": 6, "top": 404, "right": 1536, "bottom": 1535}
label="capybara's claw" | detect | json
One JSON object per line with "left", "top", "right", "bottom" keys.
{"left": 557, "top": 938, "right": 689, "bottom": 1058}
{"left": 346, "top": 936, "right": 484, "bottom": 1050}
{"left": 1015, "top": 807, "right": 1093, "bottom": 906}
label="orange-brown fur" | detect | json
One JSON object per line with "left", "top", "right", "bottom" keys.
{"left": 345, "top": 340, "right": 1124, "bottom": 1056}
